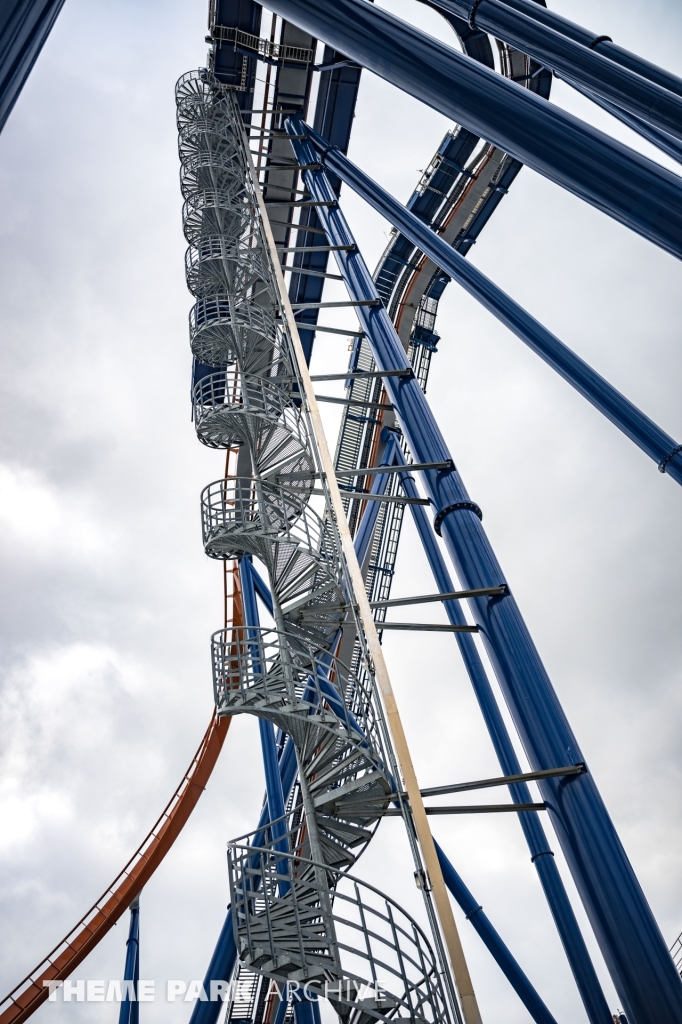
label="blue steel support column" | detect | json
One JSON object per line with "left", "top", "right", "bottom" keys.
{"left": 189, "top": 737, "right": 300, "bottom": 1024}
{"left": 241, "top": 557, "right": 288, "bottom": 845}
{"left": 482, "top": 0, "right": 682, "bottom": 103}
{"left": 240, "top": 558, "right": 313, "bottom": 1024}
{"left": 284, "top": 138, "right": 682, "bottom": 1024}
{"left": 0, "top": 0, "right": 66, "bottom": 134}
{"left": 245, "top": 496, "right": 571, "bottom": 1024}
{"left": 426, "top": 0, "right": 682, "bottom": 142}
{"left": 351, "top": 452, "right": 397, "bottom": 569}
{"left": 562, "top": 77, "right": 682, "bottom": 167}
{"left": 434, "top": 842, "right": 558, "bottom": 1024}
{"left": 119, "top": 897, "right": 140, "bottom": 1024}
{"left": 299, "top": 125, "right": 682, "bottom": 487}
{"left": 265, "top": 0, "right": 682, "bottom": 261}
{"left": 241, "top": 489, "right": 562, "bottom": 1022}
{"left": 384, "top": 432, "right": 612, "bottom": 1024}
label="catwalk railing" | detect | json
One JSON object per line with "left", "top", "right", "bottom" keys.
{"left": 228, "top": 827, "right": 450, "bottom": 1024}
{"left": 282, "top": 114, "right": 682, "bottom": 1023}
{"left": 175, "top": 67, "right": 462, "bottom": 1024}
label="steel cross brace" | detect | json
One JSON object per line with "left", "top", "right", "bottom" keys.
{"left": 283, "top": 129, "right": 682, "bottom": 1023}
{"left": 429, "top": 0, "right": 682, "bottom": 144}
{"left": 299, "top": 121, "right": 682, "bottom": 488}
{"left": 376, "top": 432, "right": 612, "bottom": 1024}
{"left": 264, "top": 0, "right": 682, "bottom": 260}
{"left": 247, "top": 529, "right": 562, "bottom": 1024}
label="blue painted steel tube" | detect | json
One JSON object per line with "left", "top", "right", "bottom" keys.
{"left": 279, "top": 481, "right": 560, "bottom": 1024}
{"left": 0, "top": 0, "right": 67, "bottom": 134}
{"left": 352, "top": 451, "right": 397, "bottom": 569}
{"left": 241, "top": 558, "right": 288, "bottom": 838}
{"left": 119, "top": 899, "right": 140, "bottom": 1024}
{"left": 285, "top": 140, "right": 682, "bottom": 1024}
{"left": 298, "top": 123, "right": 682, "bottom": 487}
{"left": 250, "top": 560, "right": 274, "bottom": 615}
{"left": 191, "top": 911, "right": 238, "bottom": 1021}
{"left": 248, "top": 463, "right": 562, "bottom": 1024}
{"left": 386, "top": 434, "right": 612, "bottom": 1024}
{"left": 189, "top": 739, "right": 300, "bottom": 1024}
{"left": 434, "top": 841, "right": 558, "bottom": 1024}
{"left": 563, "top": 76, "right": 682, "bottom": 167}
{"left": 487, "top": 0, "right": 682, "bottom": 104}
{"left": 428, "top": 0, "right": 682, "bottom": 142}
{"left": 292, "top": 992, "right": 321, "bottom": 1024}
{"left": 265, "top": 0, "right": 682, "bottom": 261}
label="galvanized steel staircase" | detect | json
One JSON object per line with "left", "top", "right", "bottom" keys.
{"left": 176, "top": 68, "right": 452, "bottom": 1024}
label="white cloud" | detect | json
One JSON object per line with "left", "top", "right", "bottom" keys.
{"left": 0, "top": 464, "right": 105, "bottom": 556}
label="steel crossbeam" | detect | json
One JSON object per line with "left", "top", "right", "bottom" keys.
{"left": 379, "top": 622, "right": 478, "bottom": 632}
{"left": 430, "top": 0, "right": 682, "bottom": 143}
{"left": 299, "top": 122, "right": 682, "bottom": 486}
{"left": 383, "top": 803, "right": 546, "bottom": 815}
{"left": 266, "top": 0, "right": 682, "bottom": 260}
{"left": 3, "top": 2, "right": 681, "bottom": 1023}
{"left": 382, "top": 435, "right": 613, "bottom": 1024}
{"left": 370, "top": 585, "right": 506, "bottom": 607}
{"left": 284, "top": 129, "right": 682, "bottom": 1022}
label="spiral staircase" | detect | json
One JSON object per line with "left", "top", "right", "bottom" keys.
{"left": 176, "top": 68, "right": 452, "bottom": 1024}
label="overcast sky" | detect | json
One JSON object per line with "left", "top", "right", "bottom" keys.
{"left": 1, "top": 1, "right": 681, "bottom": 1023}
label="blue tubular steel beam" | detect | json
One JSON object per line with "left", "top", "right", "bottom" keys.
{"left": 564, "top": 76, "right": 682, "bottom": 167}
{"left": 430, "top": 0, "right": 682, "bottom": 166}
{"left": 284, "top": 137, "right": 682, "bottom": 1024}
{"left": 385, "top": 432, "right": 612, "bottom": 1024}
{"left": 250, "top": 561, "right": 275, "bottom": 616}
{"left": 433, "top": 842, "right": 558, "bottom": 1024}
{"left": 118, "top": 898, "right": 140, "bottom": 1024}
{"left": 351, "top": 450, "right": 397, "bottom": 569}
{"left": 189, "top": 737, "right": 300, "bottom": 1024}
{"left": 291, "top": 992, "right": 322, "bottom": 1024}
{"left": 241, "top": 558, "right": 289, "bottom": 852}
{"left": 428, "top": 0, "right": 682, "bottom": 143}
{"left": 246, "top": 512, "right": 561, "bottom": 1024}
{"left": 297, "top": 122, "right": 682, "bottom": 487}
{"left": 243, "top": 498, "right": 561, "bottom": 1023}
{"left": 247, "top": 490, "right": 574, "bottom": 1024}
{"left": 189, "top": 912, "right": 238, "bottom": 1024}
{"left": 265, "top": 0, "right": 682, "bottom": 261}
{"left": 484, "top": 0, "right": 682, "bottom": 104}
{"left": 0, "top": 0, "right": 66, "bottom": 134}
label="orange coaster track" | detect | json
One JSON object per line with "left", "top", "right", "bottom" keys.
{"left": 0, "top": 564, "right": 243, "bottom": 1024}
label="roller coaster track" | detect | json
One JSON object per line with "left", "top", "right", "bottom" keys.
{"left": 0, "top": 708, "right": 234, "bottom": 1024}
{"left": 0, "top": 53, "right": 460, "bottom": 1024}
{"left": 0, "top": 19, "right": 558, "bottom": 1024}
{"left": 3, "top": 0, "right": 682, "bottom": 1020}
{"left": 335, "top": 20, "right": 552, "bottom": 556}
